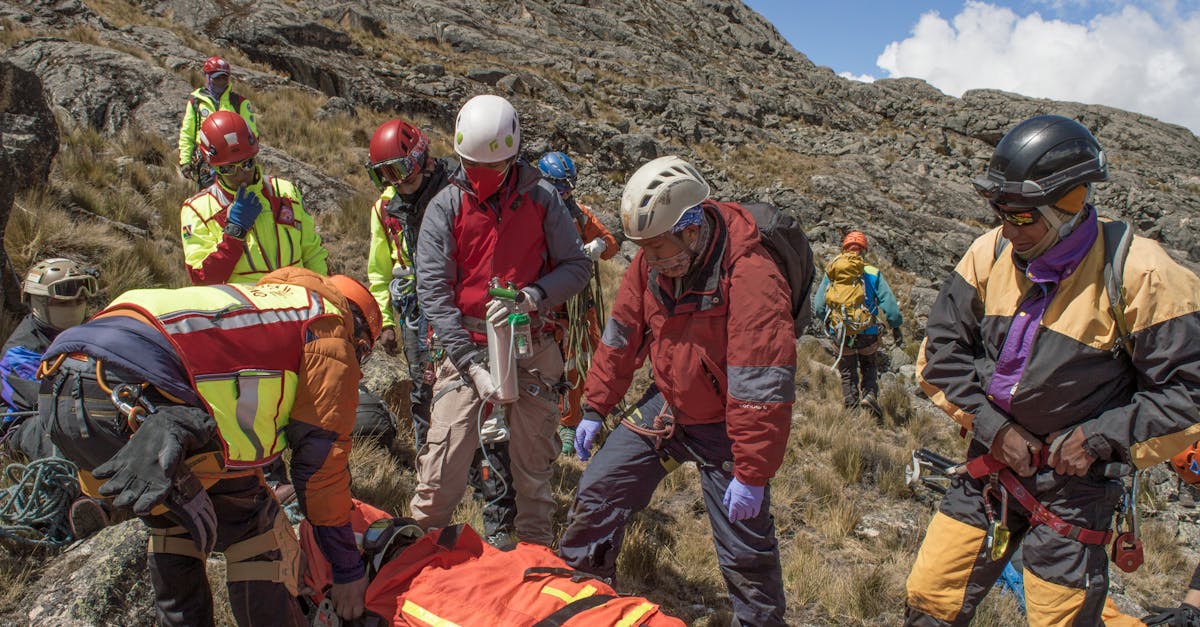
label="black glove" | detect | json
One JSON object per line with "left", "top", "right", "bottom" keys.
{"left": 94, "top": 406, "right": 215, "bottom": 516}
{"left": 1143, "top": 603, "right": 1200, "bottom": 627}
{"left": 892, "top": 327, "right": 904, "bottom": 345}
{"left": 166, "top": 465, "right": 218, "bottom": 554}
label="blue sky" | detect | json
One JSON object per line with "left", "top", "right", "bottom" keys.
{"left": 742, "top": 1, "right": 1200, "bottom": 133}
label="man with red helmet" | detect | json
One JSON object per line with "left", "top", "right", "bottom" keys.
{"left": 180, "top": 110, "right": 328, "bottom": 286}
{"left": 365, "top": 118, "right": 455, "bottom": 452}
{"left": 38, "top": 268, "right": 381, "bottom": 625}
{"left": 178, "top": 55, "right": 258, "bottom": 189}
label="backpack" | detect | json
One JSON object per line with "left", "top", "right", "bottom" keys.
{"left": 739, "top": 202, "right": 816, "bottom": 337}
{"left": 822, "top": 252, "right": 876, "bottom": 340}
{"left": 994, "top": 219, "right": 1134, "bottom": 354}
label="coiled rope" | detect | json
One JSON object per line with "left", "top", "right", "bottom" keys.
{"left": 0, "top": 457, "right": 80, "bottom": 547}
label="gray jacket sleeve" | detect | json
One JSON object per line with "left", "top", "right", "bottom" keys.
{"left": 415, "top": 188, "right": 476, "bottom": 370}
{"left": 530, "top": 181, "right": 590, "bottom": 309}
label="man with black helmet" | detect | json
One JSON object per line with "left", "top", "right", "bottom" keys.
{"left": 904, "top": 115, "right": 1200, "bottom": 625}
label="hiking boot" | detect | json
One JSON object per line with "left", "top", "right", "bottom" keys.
{"left": 558, "top": 426, "right": 576, "bottom": 457}
{"left": 68, "top": 497, "right": 110, "bottom": 540}
{"left": 485, "top": 530, "right": 517, "bottom": 551}
{"left": 859, "top": 393, "right": 882, "bottom": 418}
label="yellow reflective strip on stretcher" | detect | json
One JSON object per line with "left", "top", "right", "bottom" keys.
{"left": 401, "top": 599, "right": 462, "bottom": 627}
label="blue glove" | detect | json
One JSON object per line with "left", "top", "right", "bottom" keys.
{"left": 722, "top": 478, "right": 764, "bottom": 522}
{"left": 575, "top": 410, "right": 603, "bottom": 462}
{"left": 227, "top": 185, "right": 262, "bottom": 230}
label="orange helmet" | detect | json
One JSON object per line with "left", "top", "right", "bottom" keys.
{"left": 1171, "top": 442, "right": 1200, "bottom": 485}
{"left": 329, "top": 275, "right": 382, "bottom": 349}
{"left": 842, "top": 231, "right": 868, "bottom": 253}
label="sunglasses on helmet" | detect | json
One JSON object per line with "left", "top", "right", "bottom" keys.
{"left": 990, "top": 202, "right": 1042, "bottom": 227}
{"left": 45, "top": 274, "right": 99, "bottom": 300}
{"left": 214, "top": 157, "right": 256, "bottom": 177}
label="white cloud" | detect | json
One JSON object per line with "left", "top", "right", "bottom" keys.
{"left": 838, "top": 71, "right": 877, "bottom": 83}
{"left": 875, "top": 1, "right": 1200, "bottom": 133}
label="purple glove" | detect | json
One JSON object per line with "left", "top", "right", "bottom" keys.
{"left": 722, "top": 478, "right": 764, "bottom": 522}
{"left": 575, "top": 412, "right": 603, "bottom": 462}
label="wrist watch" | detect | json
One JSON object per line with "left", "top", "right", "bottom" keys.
{"left": 223, "top": 222, "right": 248, "bottom": 240}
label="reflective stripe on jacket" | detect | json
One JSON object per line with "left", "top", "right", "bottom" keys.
{"left": 181, "top": 174, "right": 328, "bottom": 285}
{"left": 103, "top": 282, "right": 341, "bottom": 465}
{"left": 585, "top": 201, "right": 796, "bottom": 485}
{"left": 917, "top": 218, "right": 1200, "bottom": 468}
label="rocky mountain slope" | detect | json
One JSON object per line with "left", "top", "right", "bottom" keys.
{"left": 3, "top": 0, "right": 1198, "bottom": 287}
{"left": 3, "top": 0, "right": 1200, "bottom": 624}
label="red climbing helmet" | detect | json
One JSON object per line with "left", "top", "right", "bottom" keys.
{"left": 366, "top": 119, "right": 430, "bottom": 190}
{"left": 198, "top": 111, "right": 258, "bottom": 166}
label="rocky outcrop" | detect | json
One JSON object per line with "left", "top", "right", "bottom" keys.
{"left": 0, "top": 59, "right": 57, "bottom": 314}
{"left": 11, "top": 521, "right": 154, "bottom": 627}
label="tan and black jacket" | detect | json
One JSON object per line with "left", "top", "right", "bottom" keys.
{"left": 918, "top": 218, "right": 1200, "bottom": 469}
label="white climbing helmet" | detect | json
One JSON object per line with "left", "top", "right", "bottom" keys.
{"left": 454, "top": 94, "right": 520, "bottom": 163}
{"left": 620, "top": 155, "right": 710, "bottom": 241}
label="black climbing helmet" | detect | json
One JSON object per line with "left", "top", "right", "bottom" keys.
{"left": 972, "top": 115, "right": 1108, "bottom": 209}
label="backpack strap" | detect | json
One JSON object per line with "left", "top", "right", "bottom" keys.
{"left": 1101, "top": 220, "right": 1134, "bottom": 356}
{"left": 530, "top": 594, "right": 618, "bottom": 627}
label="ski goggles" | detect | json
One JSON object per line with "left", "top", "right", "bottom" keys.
{"left": 42, "top": 274, "right": 99, "bottom": 300}
{"left": 990, "top": 203, "right": 1042, "bottom": 227}
{"left": 214, "top": 157, "right": 256, "bottom": 177}
{"left": 366, "top": 144, "right": 428, "bottom": 190}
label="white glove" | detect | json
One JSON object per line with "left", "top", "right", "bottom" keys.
{"left": 485, "top": 287, "right": 541, "bottom": 325}
{"left": 466, "top": 362, "right": 497, "bottom": 401}
{"left": 583, "top": 237, "right": 607, "bottom": 261}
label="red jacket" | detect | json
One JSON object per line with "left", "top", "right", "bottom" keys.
{"left": 585, "top": 201, "right": 796, "bottom": 485}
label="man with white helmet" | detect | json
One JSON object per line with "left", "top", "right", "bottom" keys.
{"left": 410, "top": 94, "right": 590, "bottom": 546}
{"left": 559, "top": 156, "right": 795, "bottom": 626}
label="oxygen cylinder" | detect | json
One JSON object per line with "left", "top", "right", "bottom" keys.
{"left": 486, "top": 314, "right": 520, "bottom": 403}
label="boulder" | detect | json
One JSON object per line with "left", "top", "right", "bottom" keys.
{"left": 0, "top": 59, "right": 58, "bottom": 314}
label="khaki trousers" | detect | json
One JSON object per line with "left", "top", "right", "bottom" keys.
{"left": 409, "top": 338, "right": 563, "bottom": 545}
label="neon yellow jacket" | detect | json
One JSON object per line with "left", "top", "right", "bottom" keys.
{"left": 177, "top": 87, "right": 258, "bottom": 167}
{"left": 180, "top": 173, "right": 328, "bottom": 284}
{"left": 367, "top": 187, "right": 415, "bottom": 330}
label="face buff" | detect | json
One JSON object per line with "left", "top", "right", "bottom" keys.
{"left": 647, "top": 247, "right": 693, "bottom": 278}
{"left": 464, "top": 163, "right": 510, "bottom": 201}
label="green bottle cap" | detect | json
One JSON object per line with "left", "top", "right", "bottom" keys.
{"left": 509, "top": 313, "right": 531, "bottom": 325}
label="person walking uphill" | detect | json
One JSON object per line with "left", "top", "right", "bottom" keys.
{"left": 180, "top": 110, "right": 327, "bottom": 285}
{"left": 560, "top": 156, "right": 796, "bottom": 627}
{"left": 178, "top": 56, "right": 258, "bottom": 189}
{"left": 904, "top": 115, "right": 1200, "bottom": 626}
{"left": 39, "top": 268, "right": 382, "bottom": 626}
{"left": 410, "top": 94, "right": 590, "bottom": 546}
{"left": 536, "top": 150, "right": 619, "bottom": 456}
{"left": 813, "top": 230, "right": 903, "bottom": 415}
{"left": 365, "top": 118, "right": 455, "bottom": 452}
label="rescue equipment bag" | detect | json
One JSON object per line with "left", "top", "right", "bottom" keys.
{"left": 822, "top": 252, "right": 875, "bottom": 339}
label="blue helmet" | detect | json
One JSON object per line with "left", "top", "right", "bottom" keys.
{"left": 538, "top": 151, "right": 577, "bottom": 193}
